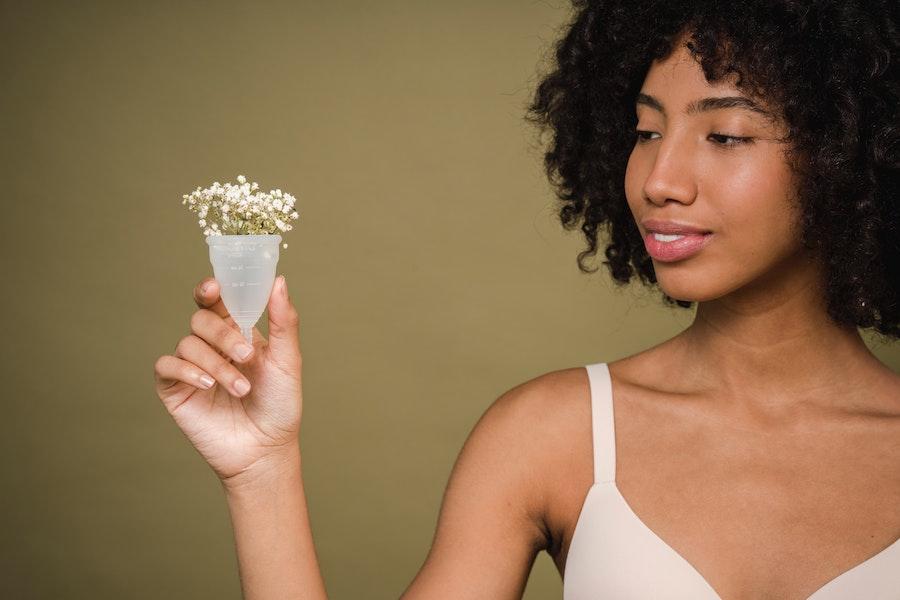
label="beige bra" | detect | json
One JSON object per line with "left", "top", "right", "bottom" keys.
{"left": 563, "top": 362, "right": 900, "bottom": 599}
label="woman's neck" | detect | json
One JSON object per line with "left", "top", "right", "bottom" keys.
{"left": 668, "top": 262, "right": 892, "bottom": 425}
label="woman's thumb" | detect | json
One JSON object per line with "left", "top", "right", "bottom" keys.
{"left": 266, "top": 275, "right": 301, "bottom": 370}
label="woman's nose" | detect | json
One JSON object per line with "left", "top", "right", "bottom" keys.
{"left": 640, "top": 135, "right": 698, "bottom": 207}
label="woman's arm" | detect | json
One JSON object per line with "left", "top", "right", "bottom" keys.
{"left": 221, "top": 377, "right": 555, "bottom": 600}
{"left": 400, "top": 380, "right": 552, "bottom": 598}
{"left": 222, "top": 444, "right": 328, "bottom": 600}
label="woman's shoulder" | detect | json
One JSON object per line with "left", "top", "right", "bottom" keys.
{"left": 475, "top": 365, "right": 594, "bottom": 485}
{"left": 479, "top": 364, "right": 596, "bottom": 544}
{"left": 485, "top": 356, "right": 656, "bottom": 446}
{"left": 495, "top": 365, "right": 592, "bottom": 424}
{"left": 480, "top": 353, "right": 671, "bottom": 476}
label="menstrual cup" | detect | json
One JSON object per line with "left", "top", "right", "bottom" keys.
{"left": 206, "top": 234, "right": 282, "bottom": 344}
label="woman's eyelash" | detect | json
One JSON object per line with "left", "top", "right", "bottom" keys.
{"left": 634, "top": 130, "right": 754, "bottom": 146}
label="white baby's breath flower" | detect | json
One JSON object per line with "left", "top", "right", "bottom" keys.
{"left": 181, "top": 175, "right": 301, "bottom": 246}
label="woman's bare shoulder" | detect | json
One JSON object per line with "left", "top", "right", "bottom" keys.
{"left": 480, "top": 365, "right": 594, "bottom": 490}
{"left": 499, "top": 365, "right": 610, "bottom": 465}
{"left": 486, "top": 366, "right": 595, "bottom": 546}
{"left": 496, "top": 366, "right": 592, "bottom": 424}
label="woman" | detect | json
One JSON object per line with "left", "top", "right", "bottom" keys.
{"left": 153, "top": 0, "right": 899, "bottom": 598}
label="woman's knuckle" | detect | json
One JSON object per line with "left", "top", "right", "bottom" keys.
{"left": 153, "top": 356, "right": 168, "bottom": 378}
{"left": 189, "top": 309, "right": 206, "bottom": 332}
{"left": 216, "top": 359, "right": 238, "bottom": 382}
{"left": 284, "top": 307, "right": 300, "bottom": 326}
{"left": 221, "top": 325, "right": 241, "bottom": 350}
{"left": 180, "top": 334, "right": 205, "bottom": 357}
{"left": 201, "top": 344, "right": 223, "bottom": 367}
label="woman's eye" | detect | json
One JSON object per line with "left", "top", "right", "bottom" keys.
{"left": 709, "top": 133, "right": 754, "bottom": 146}
{"left": 634, "top": 130, "right": 659, "bottom": 143}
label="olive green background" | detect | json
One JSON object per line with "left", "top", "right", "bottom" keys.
{"left": 2, "top": 2, "right": 897, "bottom": 599}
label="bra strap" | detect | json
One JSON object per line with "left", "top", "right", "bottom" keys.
{"left": 586, "top": 362, "right": 616, "bottom": 484}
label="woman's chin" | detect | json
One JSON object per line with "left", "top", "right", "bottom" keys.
{"left": 656, "top": 279, "right": 721, "bottom": 304}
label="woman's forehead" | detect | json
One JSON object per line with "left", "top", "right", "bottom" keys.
{"left": 640, "top": 45, "right": 782, "bottom": 126}
{"left": 646, "top": 43, "right": 735, "bottom": 90}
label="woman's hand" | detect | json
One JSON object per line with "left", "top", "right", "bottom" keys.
{"left": 153, "top": 275, "right": 304, "bottom": 488}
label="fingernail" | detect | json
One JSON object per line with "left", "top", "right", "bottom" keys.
{"left": 235, "top": 343, "right": 253, "bottom": 360}
{"left": 202, "top": 281, "right": 212, "bottom": 294}
{"left": 199, "top": 374, "right": 215, "bottom": 388}
{"left": 234, "top": 378, "right": 251, "bottom": 396}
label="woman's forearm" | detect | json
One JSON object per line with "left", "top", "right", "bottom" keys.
{"left": 222, "top": 445, "right": 328, "bottom": 600}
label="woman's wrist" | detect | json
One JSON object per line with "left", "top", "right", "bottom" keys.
{"left": 220, "top": 443, "right": 303, "bottom": 496}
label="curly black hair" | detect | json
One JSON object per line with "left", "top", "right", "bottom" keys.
{"left": 525, "top": 0, "right": 899, "bottom": 339}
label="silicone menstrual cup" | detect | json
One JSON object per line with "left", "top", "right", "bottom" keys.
{"left": 206, "top": 234, "right": 282, "bottom": 344}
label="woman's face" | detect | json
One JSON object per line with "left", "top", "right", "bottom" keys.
{"left": 624, "top": 39, "right": 810, "bottom": 303}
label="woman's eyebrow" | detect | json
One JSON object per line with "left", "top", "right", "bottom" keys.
{"left": 636, "top": 92, "right": 772, "bottom": 118}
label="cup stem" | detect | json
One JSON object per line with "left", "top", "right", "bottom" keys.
{"left": 240, "top": 326, "right": 253, "bottom": 345}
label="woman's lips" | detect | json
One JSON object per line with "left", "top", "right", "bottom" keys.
{"left": 643, "top": 231, "right": 714, "bottom": 262}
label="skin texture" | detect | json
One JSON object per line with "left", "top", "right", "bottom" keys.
{"left": 153, "top": 32, "right": 900, "bottom": 600}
